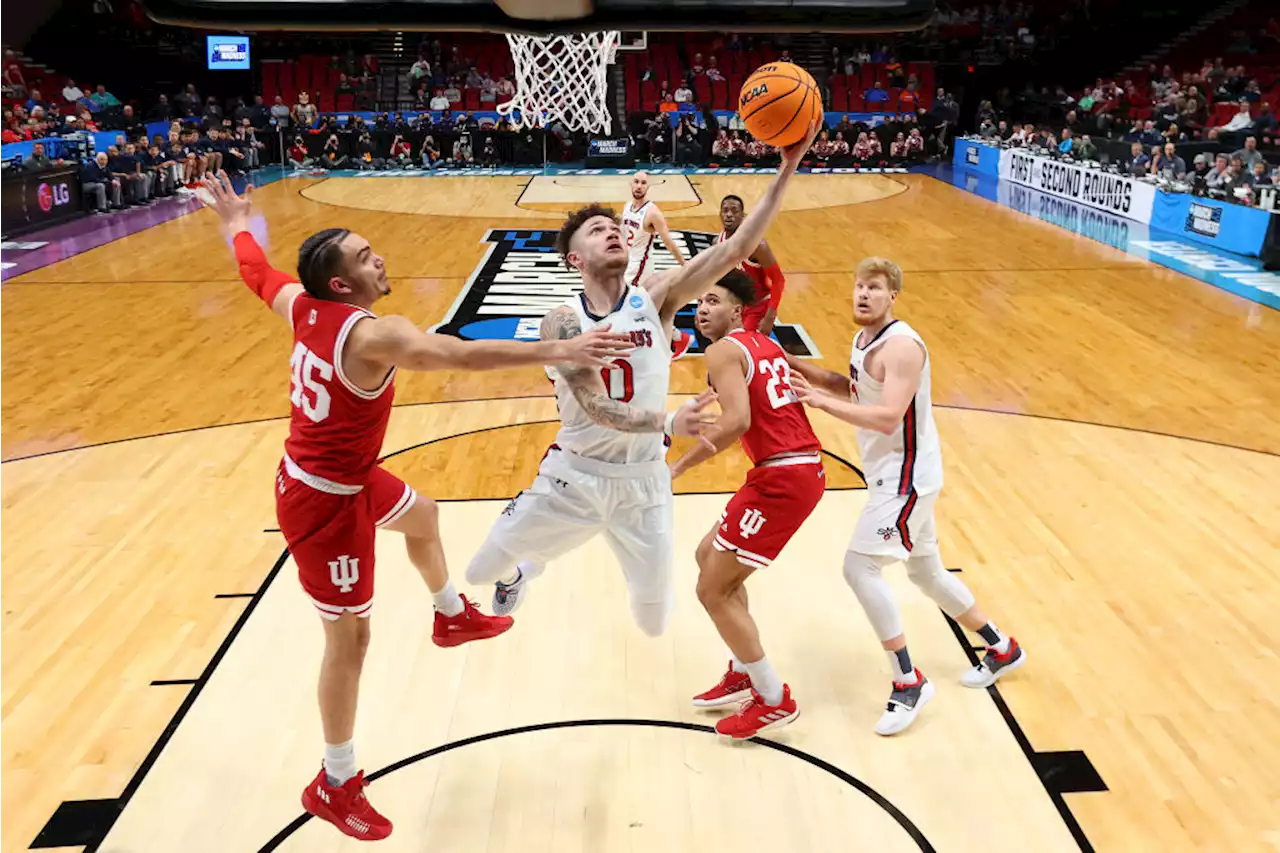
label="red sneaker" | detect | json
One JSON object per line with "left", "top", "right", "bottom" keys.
{"left": 671, "top": 329, "right": 693, "bottom": 360}
{"left": 432, "top": 594, "right": 514, "bottom": 648}
{"left": 692, "top": 662, "right": 754, "bottom": 707}
{"left": 301, "top": 766, "right": 392, "bottom": 841}
{"left": 714, "top": 686, "right": 799, "bottom": 740}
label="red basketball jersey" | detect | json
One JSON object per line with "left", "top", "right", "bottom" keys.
{"left": 717, "top": 231, "right": 771, "bottom": 304}
{"left": 720, "top": 329, "right": 821, "bottom": 465}
{"left": 283, "top": 295, "right": 395, "bottom": 488}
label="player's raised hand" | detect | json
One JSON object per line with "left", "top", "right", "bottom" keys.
{"left": 199, "top": 169, "right": 254, "bottom": 235}
{"left": 672, "top": 388, "right": 719, "bottom": 437}
{"left": 559, "top": 324, "right": 635, "bottom": 367}
{"left": 779, "top": 119, "right": 822, "bottom": 171}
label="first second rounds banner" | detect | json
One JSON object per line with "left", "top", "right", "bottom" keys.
{"left": 999, "top": 148, "right": 1156, "bottom": 224}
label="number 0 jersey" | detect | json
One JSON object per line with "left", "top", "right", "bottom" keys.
{"left": 546, "top": 286, "right": 671, "bottom": 465}
{"left": 720, "top": 330, "right": 821, "bottom": 465}
{"left": 283, "top": 294, "right": 395, "bottom": 490}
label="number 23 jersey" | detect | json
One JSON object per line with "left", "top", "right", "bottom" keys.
{"left": 719, "top": 330, "right": 821, "bottom": 465}
{"left": 546, "top": 286, "right": 671, "bottom": 465}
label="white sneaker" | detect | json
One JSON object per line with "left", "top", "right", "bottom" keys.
{"left": 961, "top": 638, "right": 1027, "bottom": 688}
{"left": 874, "top": 670, "right": 934, "bottom": 736}
{"left": 492, "top": 561, "right": 544, "bottom": 616}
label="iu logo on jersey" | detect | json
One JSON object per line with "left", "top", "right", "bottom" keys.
{"left": 739, "top": 508, "right": 767, "bottom": 539}
{"left": 429, "top": 229, "right": 820, "bottom": 358}
{"left": 329, "top": 555, "right": 360, "bottom": 593}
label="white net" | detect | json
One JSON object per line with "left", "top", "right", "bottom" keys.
{"left": 497, "top": 30, "right": 620, "bottom": 134}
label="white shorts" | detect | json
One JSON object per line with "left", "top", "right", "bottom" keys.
{"left": 468, "top": 446, "right": 674, "bottom": 605}
{"left": 848, "top": 489, "right": 939, "bottom": 560}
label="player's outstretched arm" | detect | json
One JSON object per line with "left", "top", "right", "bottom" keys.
{"left": 645, "top": 121, "right": 819, "bottom": 322}
{"left": 754, "top": 240, "right": 784, "bottom": 335}
{"left": 669, "top": 340, "right": 751, "bottom": 479}
{"left": 649, "top": 207, "right": 686, "bottom": 265}
{"left": 542, "top": 306, "right": 716, "bottom": 436}
{"left": 350, "top": 313, "right": 633, "bottom": 373}
{"left": 791, "top": 337, "right": 923, "bottom": 435}
{"left": 201, "top": 171, "right": 303, "bottom": 323}
{"left": 785, "top": 352, "right": 851, "bottom": 396}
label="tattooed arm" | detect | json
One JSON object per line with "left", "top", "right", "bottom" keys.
{"left": 542, "top": 306, "right": 715, "bottom": 435}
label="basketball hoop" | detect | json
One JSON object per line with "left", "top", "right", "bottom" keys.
{"left": 497, "top": 30, "right": 619, "bottom": 134}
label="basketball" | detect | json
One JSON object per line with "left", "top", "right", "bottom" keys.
{"left": 737, "top": 62, "right": 824, "bottom": 148}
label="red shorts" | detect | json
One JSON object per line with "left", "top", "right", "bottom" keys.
{"left": 742, "top": 301, "right": 770, "bottom": 332}
{"left": 275, "top": 461, "right": 418, "bottom": 620}
{"left": 714, "top": 458, "right": 825, "bottom": 569}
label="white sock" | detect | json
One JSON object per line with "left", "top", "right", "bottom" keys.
{"left": 500, "top": 560, "right": 539, "bottom": 586}
{"left": 730, "top": 654, "right": 748, "bottom": 674}
{"left": 324, "top": 739, "right": 357, "bottom": 786}
{"left": 742, "top": 657, "right": 783, "bottom": 706}
{"left": 432, "top": 580, "right": 464, "bottom": 617}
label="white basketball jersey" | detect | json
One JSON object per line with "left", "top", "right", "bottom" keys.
{"left": 622, "top": 200, "right": 655, "bottom": 283}
{"left": 547, "top": 286, "right": 671, "bottom": 464}
{"left": 848, "top": 320, "right": 943, "bottom": 496}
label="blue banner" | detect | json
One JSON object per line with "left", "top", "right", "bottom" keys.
{"left": 3, "top": 121, "right": 175, "bottom": 163}
{"left": 952, "top": 137, "right": 1000, "bottom": 177}
{"left": 1149, "top": 192, "right": 1274, "bottom": 258}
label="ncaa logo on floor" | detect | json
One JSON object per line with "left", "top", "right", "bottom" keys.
{"left": 430, "top": 228, "right": 821, "bottom": 357}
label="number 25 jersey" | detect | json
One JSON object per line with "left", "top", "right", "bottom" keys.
{"left": 284, "top": 294, "right": 395, "bottom": 489}
{"left": 720, "top": 330, "right": 821, "bottom": 465}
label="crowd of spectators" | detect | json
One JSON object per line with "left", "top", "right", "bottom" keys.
{"left": 968, "top": 47, "right": 1279, "bottom": 207}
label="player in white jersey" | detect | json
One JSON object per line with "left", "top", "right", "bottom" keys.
{"left": 620, "top": 171, "right": 694, "bottom": 359}
{"left": 789, "top": 257, "right": 1027, "bottom": 736}
{"left": 465, "top": 123, "right": 821, "bottom": 636}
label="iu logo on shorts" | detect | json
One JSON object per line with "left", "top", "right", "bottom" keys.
{"left": 739, "top": 508, "right": 767, "bottom": 539}
{"left": 329, "top": 555, "right": 360, "bottom": 593}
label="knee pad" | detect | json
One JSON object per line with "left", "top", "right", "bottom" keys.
{"left": 905, "top": 553, "right": 974, "bottom": 618}
{"left": 841, "top": 551, "right": 903, "bottom": 642}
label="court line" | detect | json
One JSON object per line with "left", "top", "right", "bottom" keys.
{"left": 149, "top": 679, "right": 197, "bottom": 687}
{"left": 29, "top": 425, "right": 1068, "bottom": 850}
{"left": 6, "top": 392, "right": 1274, "bottom": 465}
{"left": 941, "top": 613, "right": 1099, "bottom": 852}
{"left": 256, "top": 718, "right": 937, "bottom": 853}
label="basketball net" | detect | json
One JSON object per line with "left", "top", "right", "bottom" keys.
{"left": 497, "top": 30, "right": 619, "bottom": 134}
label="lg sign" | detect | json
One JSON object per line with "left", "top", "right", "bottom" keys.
{"left": 36, "top": 181, "right": 71, "bottom": 213}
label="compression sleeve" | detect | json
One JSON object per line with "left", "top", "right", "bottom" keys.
{"left": 233, "top": 231, "right": 296, "bottom": 307}
{"left": 765, "top": 264, "right": 786, "bottom": 311}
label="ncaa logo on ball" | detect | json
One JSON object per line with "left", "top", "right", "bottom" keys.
{"left": 36, "top": 183, "right": 54, "bottom": 213}
{"left": 740, "top": 84, "right": 769, "bottom": 107}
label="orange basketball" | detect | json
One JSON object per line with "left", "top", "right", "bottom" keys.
{"left": 738, "top": 62, "right": 824, "bottom": 148}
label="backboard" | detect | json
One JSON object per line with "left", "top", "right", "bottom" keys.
{"left": 136, "top": 0, "right": 937, "bottom": 34}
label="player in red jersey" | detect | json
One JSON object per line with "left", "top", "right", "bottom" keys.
{"left": 717, "top": 194, "right": 786, "bottom": 334}
{"left": 669, "top": 270, "right": 826, "bottom": 739}
{"left": 199, "top": 173, "right": 633, "bottom": 841}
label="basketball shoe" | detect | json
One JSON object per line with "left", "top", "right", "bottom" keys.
{"left": 301, "top": 766, "right": 393, "bottom": 841}
{"left": 692, "top": 662, "right": 754, "bottom": 707}
{"left": 961, "top": 637, "right": 1026, "bottom": 688}
{"left": 491, "top": 561, "right": 545, "bottom": 617}
{"left": 715, "top": 686, "right": 799, "bottom": 739}
{"left": 874, "top": 669, "right": 934, "bottom": 736}
{"left": 432, "top": 594, "right": 514, "bottom": 648}
{"left": 671, "top": 329, "right": 694, "bottom": 360}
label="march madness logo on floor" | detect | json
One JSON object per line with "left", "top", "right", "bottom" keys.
{"left": 430, "top": 228, "right": 821, "bottom": 357}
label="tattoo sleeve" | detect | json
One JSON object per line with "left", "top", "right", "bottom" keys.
{"left": 540, "top": 306, "right": 665, "bottom": 433}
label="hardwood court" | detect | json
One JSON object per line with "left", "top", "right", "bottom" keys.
{"left": 2, "top": 172, "right": 1279, "bottom": 853}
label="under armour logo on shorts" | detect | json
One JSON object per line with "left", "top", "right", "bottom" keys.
{"left": 739, "top": 508, "right": 767, "bottom": 539}
{"left": 329, "top": 555, "right": 360, "bottom": 593}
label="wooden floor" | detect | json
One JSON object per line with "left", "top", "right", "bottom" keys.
{"left": 2, "top": 172, "right": 1279, "bottom": 853}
